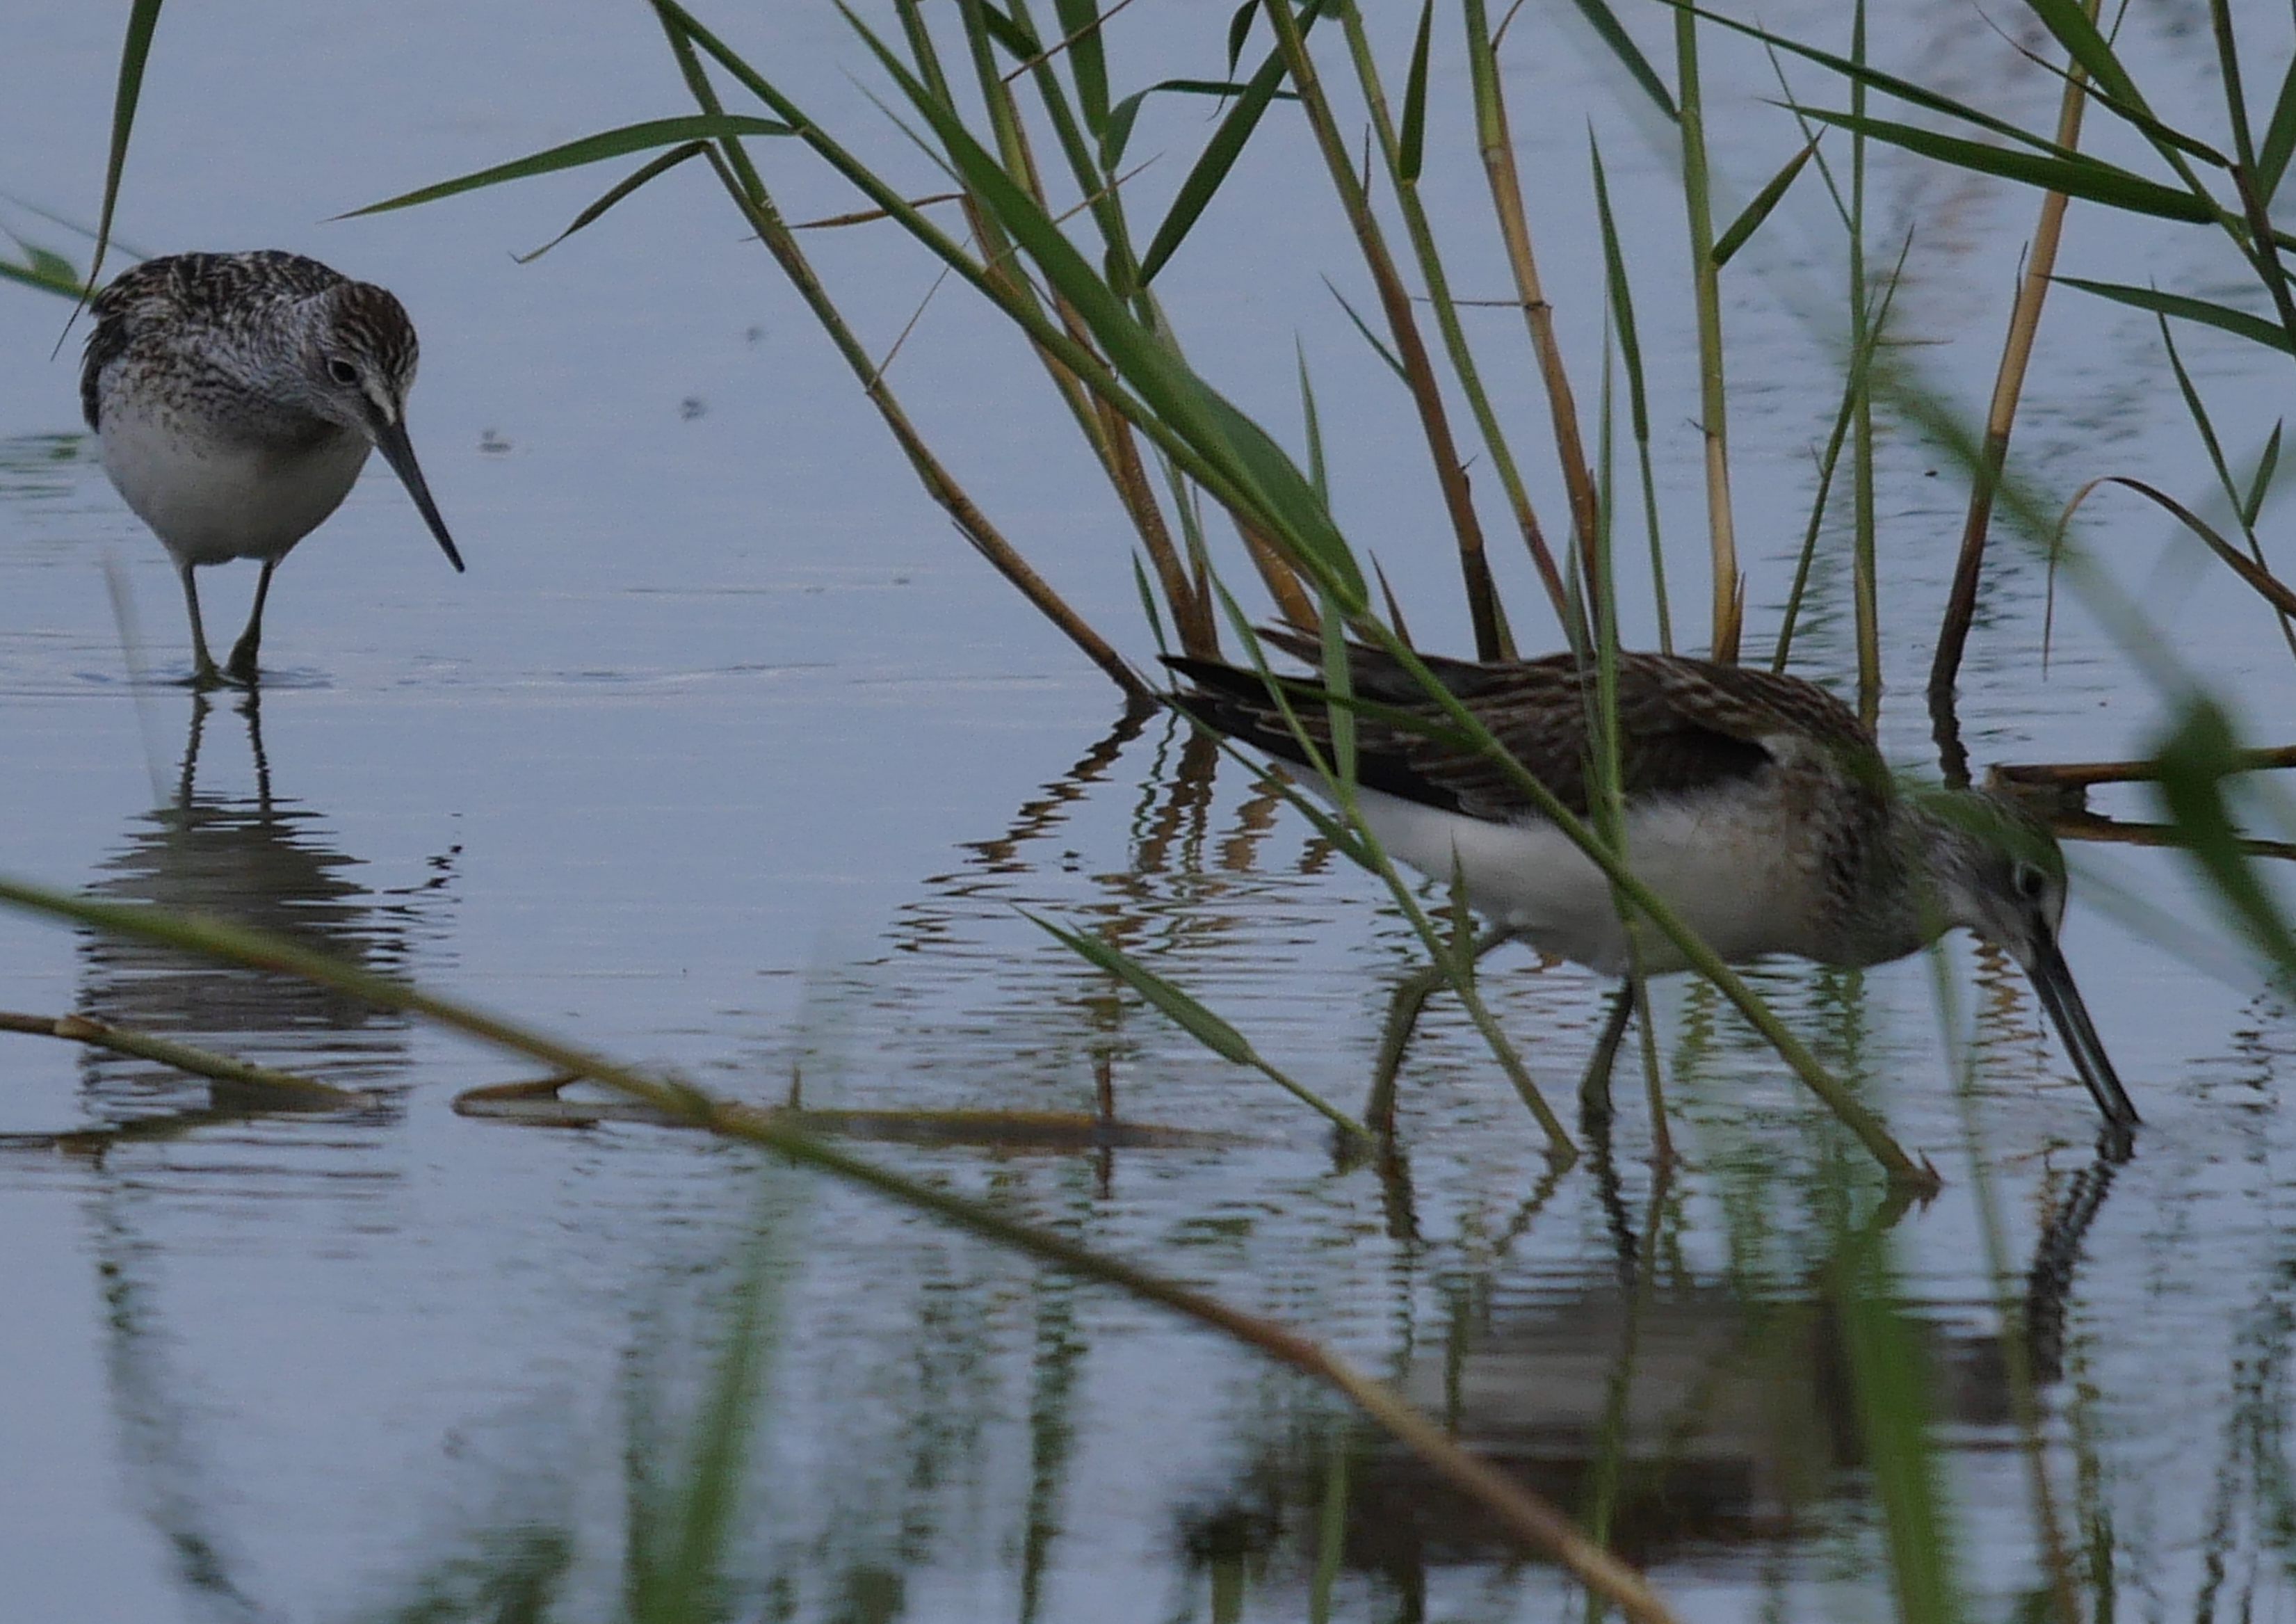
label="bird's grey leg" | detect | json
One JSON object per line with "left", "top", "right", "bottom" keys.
{"left": 177, "top": 561, "right": 223, "bottom": 689}
{"left": 1577, "top": 982, "right": 1638, "bottom": 1125}
{"left": 225, "top": 560, "right": 277, "bottom": 684}
{"left": 1364, "top": 925, "right": 1515, "bottom": 1133}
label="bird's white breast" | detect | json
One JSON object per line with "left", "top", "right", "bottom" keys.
{"left": 1317, "top": 778, "right": 1829, "bottom": 976}
{"left": 97, "top": 390, "right": 370, "bottom": 567}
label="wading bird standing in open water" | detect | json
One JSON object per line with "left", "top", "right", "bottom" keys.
{"left": 1167, "top": 630, "right": 2136, "bottom": 1134}
{"left": 81, "top": 250, "right": 464, "bottom": 687}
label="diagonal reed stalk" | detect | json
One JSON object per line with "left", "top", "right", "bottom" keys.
{"left": 909, "top": 0, "right": 1226, "bottom": 654}
{"left": 648, "top": 15, "right": 1156, "bottom": 708}
{"left": 1927, "top": 0, "right": 2101, "bottom": 741}
{"left": 0, "top": 871, "right": 1680, "bottom": 1624}
{"left": 1462, "top": 0, "right": 1605, "bottom": 645}
{"left": 1259, "top": 0, "right": 1514, "bottom": 660}
{"left": 1336, "top": 0, "right": 1578, "bottom": 641}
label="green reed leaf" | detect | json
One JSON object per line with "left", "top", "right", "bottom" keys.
{"left": 1101, "top": 79, "right": 1286, "bottom": 172}
{"left": 86, "top": 0, "right": 163, "bottom": 298}
{"left": 1021, "top": 910, "right": 1373, "bottom": 1141}
{"left": 513, "top": 142, "right": 711, "bottom": 263}
{"left": 344, "top": 115, "right": 795, "bottom": 217}
{"left": 1323, "top": 277, "right": 1407, "bottom": 384}
{"left": 1224, "top": 0, "right": 1257, "bottom": 75}
{"left": 1560, "top": 0, "right": 1677, "bottom": 120}
{"left": 1711, "top": 137, "right": 1816, "bottom": 268}
{"left": 2023, "top": 0, "right": 2146, "bottom": 113}
{"left": 1788, "top": 106, "right": 2222, "bottom": 228}
{"left": 2247, "top": 421, "right": 2284, "bottom": 528}
{"left": 1051, "top": 0, "right": 1113, "bottom": 136}
{"left": 1660, "top": 1, "right": 2066, "bottom": 159}
{"left": 2055, "top": 276, "right": 2294, "bottom": 353}
{"left": 1399, "top": 0, "right": 1434, "bottom": 183}
{"left": 0, "top": 248, "right": 84, "bottom": 299}
{"left": 2260, "top": 49, "right": 2296, "bottom": 201}
{"left": 1137, "top": 33, "right": 1300, "bottom": 285}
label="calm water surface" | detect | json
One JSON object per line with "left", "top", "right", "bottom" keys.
{"left": 3, "top": 3, "right": 2294, "bottom": 1621}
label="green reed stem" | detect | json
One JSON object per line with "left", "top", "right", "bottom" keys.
{"left": 1589, "top": 135, "right": 1674, "bottom": 653}
{"left": 1848, "top": 0, "right": 1881, "bottom": 729}
{"left": 1675, "top": 7, "right": 1740, "bottom": 661}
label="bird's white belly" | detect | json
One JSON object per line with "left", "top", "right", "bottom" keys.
{"left": 98, "top": 396, "right": 369, "bottom": 566}
{"left": 1329, "top": 781, "right": 1826, "bottom": 976}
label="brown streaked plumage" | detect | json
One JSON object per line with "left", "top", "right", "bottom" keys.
{"left": 1167, "top": 632, "right": 2135, "bottom": 1132}
{"left": 81, "top": 250, "right": 463, "bottom": 687}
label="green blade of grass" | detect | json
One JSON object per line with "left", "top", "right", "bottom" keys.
{"left": 1661, "top": 1, "right": 2087, "bottom": 161}
{"left": 1137, "top": 5, "right": 1329, "bottom": 285}
{"left": 2247, "top": 421, "right": 2284, "bottom": 527}
{"left": 1100, "top": 79, "right": 1288, "bottom": 171}
{"left": 1398, "top": 0, "right": 1434, "bottom": 182}
{"left": 1049, "top": 0, "right": 1112, "bottom": 135}
{"left": 1, "top": 251, "right": 86, "bottom": 299}
{"left": 84, "top": 0, "right": 164, "bottom": 298}
{"left": 1786, "top": 106, "right": 2224, "bottom": 229}
{"left": 1829, "top": 1228, "right": 1963, "bottom": 1624}
{"left": 1020, "top": 910, "right": 1373, "bottom": 1143}
{"left": 2064, "top": 474, "right": 2296, "bottom": 616}
{"left": 2023, "top": 0, "right": 2147, "bottom": 113}
{"left": 512, "top": 142, "right": 711, "bottom": 263}
{"left": 343, "top": 115, "right": 795, "bottom": 217}
{"left": 2054, "top": 275, "right": 2294, "bottom": 353}
{"left": 1711, "top": 136, "right": 1816, "bottom": 268}
{"left": 1589, "top": 134, "right": 1671, "bottom": 651}
{"left": 1323, "top": 276, "right": 1409, "bottom": 385}
{"left": 2258, "top": 47, "right": 2296, "bottom": 200}
{"left": 1559, "top": 0, "right": 1678, "bottom": 120}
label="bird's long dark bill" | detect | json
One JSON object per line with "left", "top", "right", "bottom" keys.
{"left": 2026, "top": 932, "right": 2140, "bottom": 1128}
{"left": 373, "top": 418, "right": 466, "bottom": 573}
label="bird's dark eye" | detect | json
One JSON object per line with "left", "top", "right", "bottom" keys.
{"left": 2013, "top": 862, "right": 2048, "bottom": 902}
{"left": 326, "top": 358, "right": 359, "bottom": 385}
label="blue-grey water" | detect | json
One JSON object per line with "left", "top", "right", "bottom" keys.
{"left": 3, "top": 3, "right": 2294, "bottom": 1620}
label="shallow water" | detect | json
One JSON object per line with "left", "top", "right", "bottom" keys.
{"left": 4, "top": 3, "right": 2296, "bottom": 1621}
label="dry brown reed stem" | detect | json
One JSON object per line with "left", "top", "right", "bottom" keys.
{"left": 0, "top": 1010, "right": 371, "bottom": 1106}
{"left": 1989, "top": 744, "right": 2296, "bottom": 796}
{"left": 1464, "top": 0, "right": 1603, "bottom": 628}
{"left": 1234, "top": 519, "right": 1323, "bottom": 629}
{"left": 0, "top": 876, "right": 1680, "bottom": 1624}
{"left": 1262, "top": 0, "right": 1514, "bottom": 660}
{"left": 661, "top": 23, "right": 1155, "bottom": 711}
{"left": 1927, "top": 1, "right": 2099, "bottom": 717}
{"left": 1674, "top": 13, "right": 1741, "bottom": 661}
{"left": 2040, "top": 807, "right": 2296, "bottom": 862}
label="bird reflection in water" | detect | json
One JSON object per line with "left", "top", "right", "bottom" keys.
{"left": 74, "top": 692, "right": 451, "bottom": 1119}
{"left": 1175, "top": 1138, "right": 2123, "bottom": 1597}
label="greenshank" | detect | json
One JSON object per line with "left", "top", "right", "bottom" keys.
{"left": 81, "top": 250, "right": 464, "bottom": 686}
{"left": 1167, "top": 632, "right": 2136, "bottom": 1131}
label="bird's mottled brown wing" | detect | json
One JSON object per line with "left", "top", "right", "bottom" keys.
{"left": 1170, "top": 633, "right": 1882, "bottom": 823}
